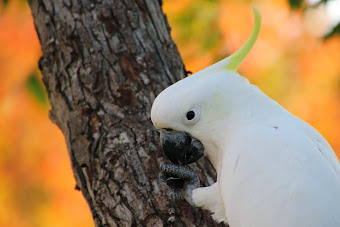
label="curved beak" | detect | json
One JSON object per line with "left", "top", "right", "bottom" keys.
{"left": 160, "top": 129, "right": 205, "bottom": 165}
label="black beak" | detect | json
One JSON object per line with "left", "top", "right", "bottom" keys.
{"left": 160, "top": 129, "right": 205, "bottom": 165}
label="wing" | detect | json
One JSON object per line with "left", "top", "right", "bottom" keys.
{"left": 220, "top": 117, "right": 340, "bottom": 227}
{"left": 294, "top": 115, "right": 340, "bottom": 179}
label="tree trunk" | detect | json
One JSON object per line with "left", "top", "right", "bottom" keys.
{"left": 28, "top": 0, "right": 224, "bottom": 226}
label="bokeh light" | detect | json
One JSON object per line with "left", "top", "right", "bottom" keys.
{"left": 1, "top": 0, "right": 339, "bottom": 226}
{"left": 0, "top": 1, "right": 93, "bottom": 226}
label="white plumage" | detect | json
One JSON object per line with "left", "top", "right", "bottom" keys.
{"left": 151, "top": 8, "right": 340, "bottom": 226}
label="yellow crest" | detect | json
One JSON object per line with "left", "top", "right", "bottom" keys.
{"left": 225, "top": 7, "right": 261, "bottom": 72}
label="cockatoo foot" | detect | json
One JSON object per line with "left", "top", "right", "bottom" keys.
{"left": 160, "top": 163, "right": 200, "bottom": 205}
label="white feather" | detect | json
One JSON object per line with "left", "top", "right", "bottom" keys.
{"left": 151, "top": 68, "right": 340, "bottom": 226}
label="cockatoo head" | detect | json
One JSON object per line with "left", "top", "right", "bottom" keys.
{"left": 151, "top": 8, "right": 261, "bottom": 165}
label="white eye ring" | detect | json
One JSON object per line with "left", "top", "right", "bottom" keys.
{"left": 184, "top": 107, "right": 201, "bottom": 125}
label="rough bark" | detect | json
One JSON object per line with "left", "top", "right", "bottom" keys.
{"left": 28, "top": 0, "right": 225, "bottom": 226}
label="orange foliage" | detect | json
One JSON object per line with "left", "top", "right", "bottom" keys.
{"left": 1, "top": 0, "right": 340, "bottom": 225}
{"left": 0, "top": 1, "right": 93, "bottom": 226}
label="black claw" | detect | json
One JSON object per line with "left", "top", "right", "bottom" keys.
{"left": 159, "top": 163, "right": 200, "bottom": 205}
{"left": 168, "top": 190, "right": 185, "bottom": 200}
{"left": 160, "top": 172, "right": 184, "bottom": 189}
{"left": 160, "top": 163, "right": 198, "bottom": 181}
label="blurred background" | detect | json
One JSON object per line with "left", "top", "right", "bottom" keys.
{"left": 0, "top": 0, "right": 339, "bottom": 226}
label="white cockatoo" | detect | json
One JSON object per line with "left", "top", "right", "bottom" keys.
{"left": 151, "top": 7, "right": 340, "bottom": 227}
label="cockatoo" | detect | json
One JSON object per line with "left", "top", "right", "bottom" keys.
{"left": 151, "top": 7, "right": 340, "bottom": 227}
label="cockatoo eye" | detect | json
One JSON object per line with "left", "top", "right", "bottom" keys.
{"left": 186, "top": 111, "right": 195, "bottom": 120}
{"left": 184, "top": 107, "right": 201, "bottom": 125}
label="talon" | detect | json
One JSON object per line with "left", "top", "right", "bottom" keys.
{"left": 160, "top": 167, "right": 185, "bottom": 189}
{"left": 160, "top": 163, "right": 196, "bottom": 179}
{"left": 160, "top": 162, "right": 200, "bottom": 205}
{"left": 160, "top": 162, "right": 166, "bottom": 171}
{"left": 168, "top": 190, "right": 185, "bottom": 200}
{"left": 159, "top": 173, "right": 168, "bottom": 183}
